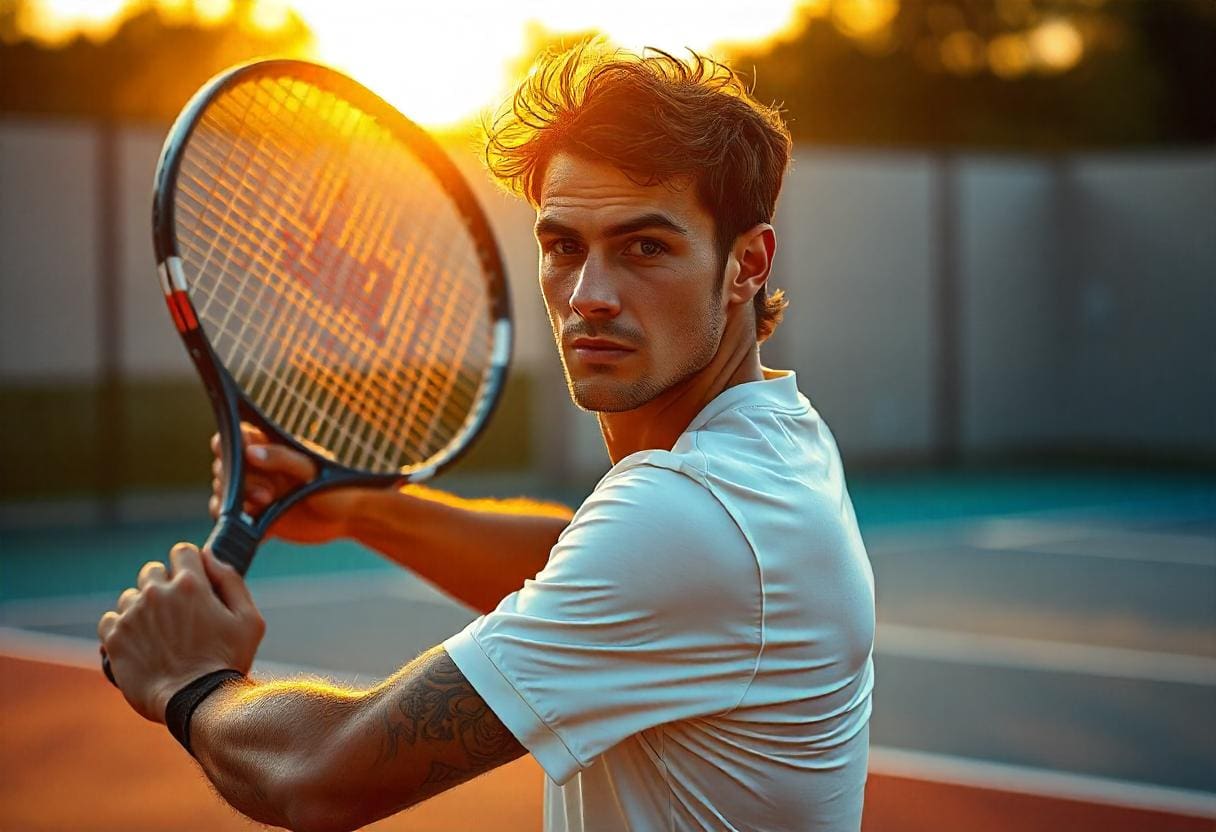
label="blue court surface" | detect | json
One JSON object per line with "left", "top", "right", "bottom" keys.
{"left": 2, "top": 468, "right": 1214, "bottom": 822}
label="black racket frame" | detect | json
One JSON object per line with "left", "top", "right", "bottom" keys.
{"left": 102, "top": 59, "right": 511, "bottom": 684}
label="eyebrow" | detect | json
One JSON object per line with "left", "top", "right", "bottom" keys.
{"left": 534, "top": 212, "right": 690, "bottom": 240}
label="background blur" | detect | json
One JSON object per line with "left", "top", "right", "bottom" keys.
{"left": 1, "top": 1, "right": 1214, "bottom": 830}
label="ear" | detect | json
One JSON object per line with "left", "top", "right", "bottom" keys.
{"left": 725, "top": 223, "right": 775, "bottom": 307}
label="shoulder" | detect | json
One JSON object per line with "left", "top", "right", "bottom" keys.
{"left": 570, "top": 457, "right": 732, "bottom": 548}
{"left": 544, "top": 460, "right": 759, "bottom": 610}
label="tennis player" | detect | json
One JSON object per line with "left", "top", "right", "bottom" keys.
{"left": 99, "top": 44, "right": 875, "bottom": 831}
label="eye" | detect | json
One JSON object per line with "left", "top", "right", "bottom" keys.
{"left": 623, "top": 238, "right": 667, "bottom": 258}
{"left": 545, "top": 238, "right": 584, "bottom": 257}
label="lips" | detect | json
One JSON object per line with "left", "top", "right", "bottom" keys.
{"left": 571, "top": 338, "right": 635, "bottom": 351}
{"left": 569, "top": 337, "right": 635, "bottom": 363}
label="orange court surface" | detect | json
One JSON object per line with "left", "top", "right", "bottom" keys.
{"left": 3, "top": 473, "right": 1214, "bottom": 831}
{"left": 2, "top": 653, "right": 1211, "bottom": 831}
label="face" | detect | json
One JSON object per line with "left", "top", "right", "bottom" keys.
{"left": 535, "top": 152, "right": 726, "bottom": 412}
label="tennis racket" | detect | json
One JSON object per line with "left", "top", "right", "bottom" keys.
{"left": 101, "top": 59, "right": 511, "bottom": 684}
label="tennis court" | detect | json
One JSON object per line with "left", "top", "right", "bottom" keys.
{"left": 3, "top": 468, "right": 1213, "bottom": 830}
{"left": 3, "top": 3, "right": 1215, "bottom": 830}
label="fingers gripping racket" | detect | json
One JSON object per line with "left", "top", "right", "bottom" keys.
{"left": 101, "top": 59, "right": 511, "bottom": 684}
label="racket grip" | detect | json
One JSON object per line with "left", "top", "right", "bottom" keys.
{"left": 101, "top": 649, "right": 117, "bottom": 686}
{"left": 204, "top": 515, "right": 259, "bottom": 577}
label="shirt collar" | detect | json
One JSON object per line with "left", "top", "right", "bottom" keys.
{"left": 685, "top": 368, "right": 802, "bottom": 433}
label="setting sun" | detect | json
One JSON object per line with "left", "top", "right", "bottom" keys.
{"left": 281, "top": 0, "right": 807, "bottom": 127}
{"left": 20, "top": 0, "right": 807, "bottom": 127}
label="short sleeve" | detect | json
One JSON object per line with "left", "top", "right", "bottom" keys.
{"left": 442, "top": 462, "right": 762, "bottom": 785}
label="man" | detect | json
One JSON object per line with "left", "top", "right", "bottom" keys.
{"left": 98, "top": 43, "right": 875, "bottom": 831}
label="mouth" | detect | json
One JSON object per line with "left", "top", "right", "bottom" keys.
{"left": 569, "top": 337, "right": 636, "bottom": 363}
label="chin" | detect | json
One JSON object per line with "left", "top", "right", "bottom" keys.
{"left": 568, "top": 377, "right": 662, "bottom": 413}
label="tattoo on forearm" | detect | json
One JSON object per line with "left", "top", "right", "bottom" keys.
{"left": 377, "top": 649, "right": 524, "bottom": 796}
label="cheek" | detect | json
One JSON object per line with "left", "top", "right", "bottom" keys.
{"left": 538, "top": 270, "right": 564, "bottom": 317}
{"left": 649, "top": 282, "right": 716, "bottom": 341}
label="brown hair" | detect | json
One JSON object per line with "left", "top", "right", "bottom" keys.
{"left": 485, "top": 41, "right": 792, "bottom": 342}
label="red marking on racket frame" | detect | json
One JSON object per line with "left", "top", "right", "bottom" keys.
{"left": 164, "top": 294, "right": 185, "bottom": 331}
{"left": 166, "top": 290, "right": 198, "bottom": 332}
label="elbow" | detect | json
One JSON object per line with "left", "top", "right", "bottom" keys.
{"left": 280, "top": 806, "right": 358, "bottom": 832}
{"left": 272, "top": 746, "right": 410, "bottom": 832}
{"left": 276, "top": 789, "right": 355, "bottom": 832}
{"left": 279, "top": 788, "right": 415, "bottom": 832}
{"left": 274, "top": 765, "right": 364, "bottom": 832}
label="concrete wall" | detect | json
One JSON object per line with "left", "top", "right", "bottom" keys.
{"left": 2, "top": 117, "right": 1213, "bottom": 495}
{"left": 0, "top": 120, "right": 102, "bottom": 380}
{"left": 957, "top": 157, "right": 1064, "bottom": 453}
{"left": 1065, "top": 152, "right": 1216, "bottom": 453}
{"left": 769, "top": 152, "right": 937, "bottom": 462}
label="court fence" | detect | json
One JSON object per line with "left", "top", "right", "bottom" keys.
{"left": 1, "top": 117, "right": 1213, "bottom": 509}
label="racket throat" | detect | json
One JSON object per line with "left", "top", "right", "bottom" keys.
{"left": 204, "top": 515, "right": 260, "bottom": 576}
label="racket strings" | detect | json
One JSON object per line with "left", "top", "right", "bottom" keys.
{"left": 179, "top": 77, "right": 483, "bottom": 467}
{"left": 175, "top": 74, "right": 494, "bottom": 474}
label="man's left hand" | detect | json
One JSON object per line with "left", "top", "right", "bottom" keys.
{"left": 97, "top": 544, "right": 265, "bottom": 723}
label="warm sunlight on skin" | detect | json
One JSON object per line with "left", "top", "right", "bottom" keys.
{"left": 23, "top": 0, "right": 806, "bottom": 127}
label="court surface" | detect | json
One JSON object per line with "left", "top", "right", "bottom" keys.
{"left": 2, "top": 469, "right": 1213, "bottom": 830}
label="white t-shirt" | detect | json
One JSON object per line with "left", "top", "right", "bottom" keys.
{"left": 444, "top": 370, "right": 876, "bottom": 831}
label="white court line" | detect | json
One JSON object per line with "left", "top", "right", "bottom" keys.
{"left": 2, "top": 626, "right": 1212, "bottom": 821}
{"left": 7, "top": 584, "right": 1212, "bottom": 686}
{"left": 0, "top": 625, "right": 365, "bottom": 685}
{"left": 964, "top": 520, "right": 1216, "bottom": 568}
{"left": 867, "top": 519, "right": 1216, "bottom": 568}
{"left": 0, "top": 570, "right": 459, "bottom": 628}
{"left": 878, "top": 623, "right": 1216, "bottom": 686}
{"left": 868, "top": 746, "right": 1216, "bottom": 819}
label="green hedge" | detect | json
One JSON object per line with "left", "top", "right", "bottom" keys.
{"left": 0, "top": 374, "right": 533, "bottom": 500}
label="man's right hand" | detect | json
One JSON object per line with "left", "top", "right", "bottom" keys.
{"left": 209, "top": 424, "right": 363, "bottom": 545}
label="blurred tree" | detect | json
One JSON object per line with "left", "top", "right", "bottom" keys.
{"left": 729, "top": 0, "right": 1216, "bottom": 149}
{"left": 1, "top": 0, "right": 1213, "bottom": 148}
{"left": 0, "top": 0, "right": 309, "bottom": 122}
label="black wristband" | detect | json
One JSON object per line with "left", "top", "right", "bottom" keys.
{"left": 165, "top": 668, "right": 245, "bottom": 757}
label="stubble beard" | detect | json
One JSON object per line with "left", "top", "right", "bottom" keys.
{"left": 554, "top": 310, "right": 724, "bottom": 413}
{"left": 552, "top": 254, "right": 729, "bottom": 413}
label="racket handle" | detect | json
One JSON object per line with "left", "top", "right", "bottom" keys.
{"left": 102, "top": 649, "right": 117, "bottom": 686}
{"left": 204, "top": 516, "right": 259, "bottom": 576}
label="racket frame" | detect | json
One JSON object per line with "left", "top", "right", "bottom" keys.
{"left": 152, "top": 59, "right": 512, "bottom": 575}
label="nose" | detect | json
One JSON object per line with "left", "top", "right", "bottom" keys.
{"left": 569, "top": 256, "right": 621, "bottom": 321}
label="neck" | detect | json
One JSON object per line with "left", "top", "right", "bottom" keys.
{"left": 597, "top": 329, "right": 764, "bottom": 464}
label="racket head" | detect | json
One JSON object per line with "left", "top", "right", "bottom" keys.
{"left": 151, "top": 59, "right": 511, "bottom": 548}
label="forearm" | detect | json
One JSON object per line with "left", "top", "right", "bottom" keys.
{"left": 190, "top": 676, "right": 365, "bottom": 830}
{"left": 347, "top": 485, "right": 572, "bottom": 613}
{"left": 190, "top": 647, "right": 523, "bottom": 832}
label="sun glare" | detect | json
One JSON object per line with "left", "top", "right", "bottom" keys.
{"left": 19, "top": 0, "right": 1091, "bottom": 124}
{"left": 288, "top": 0, "right": 806, "bottom": 128}
{"left": 1029, "top": 18, "right": 1083, "bottom": 73}
{"left": 20, "top": 0, "right": 806, "bottom": 127}
{"left": 20, "top": 0, "right": 138, "bottom": 44}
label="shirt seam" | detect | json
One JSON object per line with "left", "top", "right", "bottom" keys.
{"left": 688, "top": 401, "right": 809, "bottom": 433}
{"left": 470, "top": 630, "right": 587, "bottom": 772}
{"left": 690, "top": 432, "right": 767, "bottom": 716}
{"left": 731, "top": 402, "right": 809, "bottom": 417}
